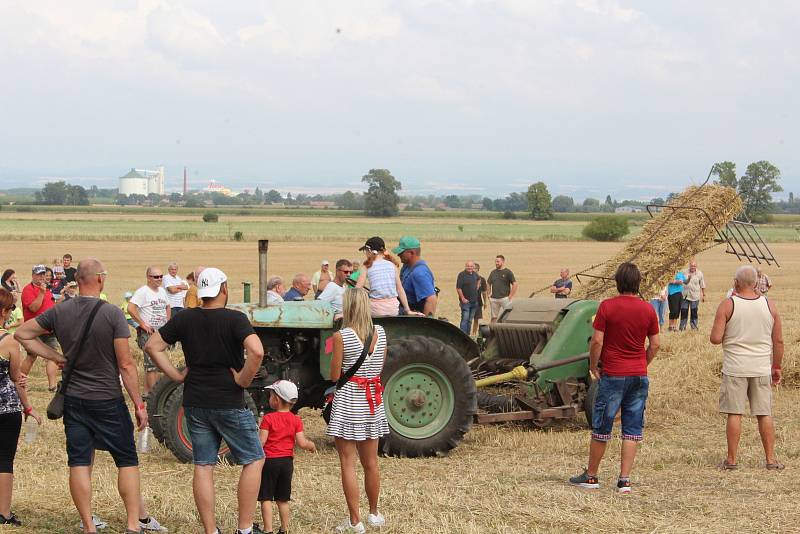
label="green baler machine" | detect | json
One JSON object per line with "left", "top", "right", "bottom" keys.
{"left": 473, "top": 298, "right": 599, "bottom": 426}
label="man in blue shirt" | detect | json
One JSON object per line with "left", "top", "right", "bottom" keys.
{"left": 394, "top": 236, "right": 437, "bottom": 316}
{"left": 550, "top": 268, "right": 573, "bottom": 299}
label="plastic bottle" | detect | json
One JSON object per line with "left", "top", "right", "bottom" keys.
{"left": 137, "top": 426, "right": 151, "bottom": 454}
{"left": 24, "top": 417, "right": 38, "bottom": 443}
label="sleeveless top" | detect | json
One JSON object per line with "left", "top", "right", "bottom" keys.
{"left": 326, "top": 326, "right": 390, "bottom": 440}
{"left": 722, "top": 295, "right": 774, "bottom": 377}
{"left": 0, "top": 333, "right": 22, "bottom": 415}
{"left": 366, "top": 258, "right": 397, "bottom": 299}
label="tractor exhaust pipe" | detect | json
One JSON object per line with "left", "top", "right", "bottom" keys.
{"left": 258, "top": 239, "right": 269, "bottom": 307}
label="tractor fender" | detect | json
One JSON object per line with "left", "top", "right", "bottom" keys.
{"left": 374, "top": 315, "right": 480, "bottom": 362}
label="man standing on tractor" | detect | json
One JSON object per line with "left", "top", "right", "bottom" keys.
{"left": 144, "top": 268, "right": 266, "bottom": 534}
{"left": 710, "top": 265, "right": 784, "bottom": 470}
{"left": 487, "top": 255, "right": 517, "bottom": 322}
{"left": 569, "top": 262, "right": 660, "bottom": 494}
{"left": 395, "top": 236, "right": 437, "bottom": 316}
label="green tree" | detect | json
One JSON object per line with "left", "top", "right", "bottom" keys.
{"left": 66, "top": 185, "right": 89, "bottom": 205}
{"left": 266, "top": 189, "right": 283, "bottom": 203}
{"left": 650, "top": 197, "right": 665, "bottom": 206}
{"left": 444, "top": 195, "right": 461, "bottom": 208}
{"left": 338, "top": 190, "right": 363, "bottom": 210}
{"left": 738, "top": 160, "right": 782, "bottom": 221}
{"left": 582, "top": 197, "right": 600, "bottom": 209}
{"left": 552, "top": 195, "right": 574, "bottom": 213}
{"left": 711, "top": 161, "right": 737, "bottom": 188}
{"left": 526, "top": 182, "right": 553, "bottom": 220}
{"left": 582, "top": 216, "right": 630, "bottom": 241}
{"left": 362, "top": 169, "right": 401, "bottom": 217}
{"left": 789, "top": 192, "right": 795, "bottom": 204}
{"left": 605, "top": 195, "right": 613, "bottom": 206}
{"left": 35, "top": 181, "right": 69, "bottom": 205}
{"left": 482, "top": 197, "right": 493, "bottom": 210}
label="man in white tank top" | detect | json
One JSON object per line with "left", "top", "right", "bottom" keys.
{"left": 710, "top": 265, "right": 784, "bottom": 470}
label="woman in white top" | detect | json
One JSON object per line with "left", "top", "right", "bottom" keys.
{"left": 328, "top": 288, "right": 388, "bottom": 533}
{"left": 355, "top": 236, "right": 414, "bottom": 317}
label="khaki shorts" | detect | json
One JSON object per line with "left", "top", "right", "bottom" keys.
{"left": 719, "top": 374, "right": 772, "bottom": 416}
{"left": 489, "top": 297, "right": 511, "bottom": 319}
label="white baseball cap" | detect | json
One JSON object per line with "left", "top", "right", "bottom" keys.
{"left": 321, "top": 260, "right": 329, "bottom": 265}
{"left": 266, "top": 379, "right": 299, "bottom": 403}
{"left": 196, "top": 267, "right": 228, "bottom": 298}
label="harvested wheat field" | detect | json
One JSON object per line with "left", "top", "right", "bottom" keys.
{"left": 5, "top": 240, "right": 799, "bottom": 533}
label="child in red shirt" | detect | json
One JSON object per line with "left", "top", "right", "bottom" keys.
{"left": 258, "top": 380, "right": 316, "bottom": 534}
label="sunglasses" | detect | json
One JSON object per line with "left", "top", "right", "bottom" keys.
{"left": 339, "top": 269, "right": 353, "bottom": 274}
{"left": 148, "top": 275, "right": 163, "bottom": 279}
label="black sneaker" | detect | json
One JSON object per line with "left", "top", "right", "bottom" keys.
{"left": 616, "top": 478, "right": 632, "bottom": 494}
{"left": 252, "top": 524, "right": 271, "bottom": 534}
{"left": 569, "top": 469, "right": 600, "bottom": 489}
{"left": 0, "top": 512, "right": 22, "bottom": 525}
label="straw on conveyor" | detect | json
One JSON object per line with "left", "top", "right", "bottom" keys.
{"left": 575, "top": 185, "right": 743, "bottom": 300}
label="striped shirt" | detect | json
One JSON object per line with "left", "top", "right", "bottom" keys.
{"left": 366, "top": 258, "right": 398, "bottom": 299}
{"left": 327, "top": 326, "right": 390, "bottom": 441}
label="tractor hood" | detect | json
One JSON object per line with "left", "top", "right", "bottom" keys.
{"left": 228, "top": 300, "right": 336, "bottom": 329}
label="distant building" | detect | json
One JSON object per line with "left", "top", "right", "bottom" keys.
{"left": 204, "top": 180, "right": 233, "bottom": 196}
{"left": 614, "top": 206, "right": 643, "bottom": 213}
{"left": 118, "top": 166, "right": 165, "bottom": 196}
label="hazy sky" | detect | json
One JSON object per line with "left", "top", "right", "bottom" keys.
{"left": 0, "top": 1, "right": 797, "bottom": 199}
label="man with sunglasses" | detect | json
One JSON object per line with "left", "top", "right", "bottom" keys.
{"left": 128, "top": 266, "right": 171, "bottom": 397}
{"left": 317, "top": 259, "right": 353, "bottom": 315}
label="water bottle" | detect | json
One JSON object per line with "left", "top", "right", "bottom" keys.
{"left": 137, "top": 426, "right": 151, "bottom": 454}
{"left": 24, "top": 417, "right": 38, "bottom": 443}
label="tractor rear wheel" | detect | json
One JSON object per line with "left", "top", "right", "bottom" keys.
{"left": 162, "top": 385, "right": 258, "bottom": 464}
{"left": 380, "top": 336, "right": 476, "bottom": 457}
{"left": 147, "top": 372, "right": 183, "bottom": 443}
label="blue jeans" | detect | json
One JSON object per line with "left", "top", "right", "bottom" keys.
{"left": 459, "top": 301, "right": 478, "bottom": 333}
{"left": 679, "top": 299, "right": 699, "bottom": 330}
{"left": 64, "top": 396, "right": 138, "bottom": 468}
{"left": 591, "top": 376, "right": 649, "bottom": 442}
{"left": 649, "top": 299, "right": 665, "bottom": 327}
{"left": 184, "top": 407, "right": 264, "bottom": 466}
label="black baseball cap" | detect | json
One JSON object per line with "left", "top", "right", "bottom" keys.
{"left": 359, "top": 236, "right": 386, "bottom": 253}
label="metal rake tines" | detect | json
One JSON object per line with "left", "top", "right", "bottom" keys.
{"left": 719, "top": 220, "right": 780, "bottom": 267}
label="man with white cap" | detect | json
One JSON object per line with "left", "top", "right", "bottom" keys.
{"left": 311, "top": 260, "right": 332, "bottom": 298}
{"left": 145, "top": 268, "right": 266, "bottom": 534}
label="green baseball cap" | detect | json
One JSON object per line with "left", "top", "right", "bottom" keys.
{"left": 392, "top": 236, "right": 421, "bottom": 254}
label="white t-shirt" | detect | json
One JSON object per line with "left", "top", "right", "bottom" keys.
{"left": 130, "top": 285, "right": 170, "bottom": 329}
{"left": 162, "top": 273, "right": 187, "bottom": 308}
{"left": 317, "top": 281, "right": 345, "bottom": 313}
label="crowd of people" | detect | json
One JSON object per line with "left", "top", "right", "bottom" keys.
{"left": 0, "top": 244, "right": 785, "bottom": 532}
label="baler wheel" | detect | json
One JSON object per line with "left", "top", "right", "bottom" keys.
{"left": 146, "top": 371, "right": 183, "bottom": 443}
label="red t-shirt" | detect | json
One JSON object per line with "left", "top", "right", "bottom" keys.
{"left": 260, "top": 411, "right": 303, "bottom": 458}
{"left": 21, "top": 283, "right": 55, "bottom": 322}
{"left": 592, "top": 295, "right": 659, "bottom": 376}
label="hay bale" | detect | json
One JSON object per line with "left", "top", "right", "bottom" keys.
{"left": 575, "top": 185, "right": 743, "bottom": 299}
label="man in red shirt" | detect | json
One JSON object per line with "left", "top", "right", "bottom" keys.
{"left": 20, "top": 264, "right": 60, "bottom": 391}
{"left": 569, "top": 262, "right": 660, "bottom": 494}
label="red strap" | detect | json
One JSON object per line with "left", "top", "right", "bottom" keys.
{"left": 348, "top": 376, "right": 383, "bottom": 415}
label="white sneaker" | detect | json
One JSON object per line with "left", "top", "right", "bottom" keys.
{"left": 334, "top": 518, "right": 366, "bottom": 533}
{"left": 78, "top": 515, "right": 108, "bottom": 530}
{"left": 367, "top": 513, "right": 385, "bottom": 527}
{"left": 140, "top": 515, "right": 169, "bottom": 531}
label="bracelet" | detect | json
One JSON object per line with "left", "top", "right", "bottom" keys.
{"left": 772, "top": 365, "right": 781, "bottom": 370}
{"left": 136, "top": 403, "right": 146, "bottom": 411}
{"left": 24, "top": 407, "right": 33, "bottom": 415}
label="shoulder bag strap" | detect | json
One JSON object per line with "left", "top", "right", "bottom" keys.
{"left": 0, "top": 333, "right": 9, "bottom": 343}
{"left": 60, "top": 299, "right": 106, "bottom": 394}
{"left": 336, "top": 330, "right": 374, "bottom": 390}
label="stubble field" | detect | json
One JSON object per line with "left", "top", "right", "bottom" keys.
{"left": 4, "top": 235, "right": 799, "bottom": 533}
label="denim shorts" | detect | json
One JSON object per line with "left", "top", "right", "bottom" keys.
{"left": 64, "top": 396, "right": 138, "bottom": 468}
{"left": 591, "top": 375, "right": 649, "bottom": 442}
{"left": 184, "top": 407, "right": 264, "bottom": 466}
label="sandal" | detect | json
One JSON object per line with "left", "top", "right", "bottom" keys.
{"left": 48, "top": 386, "right": 57, "bottom": 393}
{"left": 766, "top": 462, "right": 785, "bottom": 470}
{"left": 717, "top": 459, "right": 738, "bottom": 470}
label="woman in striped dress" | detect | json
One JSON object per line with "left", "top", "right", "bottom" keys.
{"left": 328, "top": 288, "right": 389, "bottom": 533}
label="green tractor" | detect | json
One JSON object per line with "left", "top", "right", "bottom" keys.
{"left": 147, "top": 241, "right": 598, "bottom": 462}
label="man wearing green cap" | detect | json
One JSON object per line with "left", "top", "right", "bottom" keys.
{"left": 395, "top": 236, "right": 437, "bottom": 316}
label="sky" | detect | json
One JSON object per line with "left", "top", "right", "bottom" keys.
{"left": 0, "top": 0, "right": 798, "bottom": 200}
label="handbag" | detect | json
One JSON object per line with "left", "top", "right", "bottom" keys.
{"left": 46, "top": 299, "right": 106, "bottom": 420}
{"left": 322, "top": 330, "right": 374, "bottom": 424}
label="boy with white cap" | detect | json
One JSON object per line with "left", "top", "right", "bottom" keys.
{"left": 257, "top": 380, "right": 316, "bottom": 534}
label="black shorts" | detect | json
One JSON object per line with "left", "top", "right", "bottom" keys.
{"left": 258, "top": 457, "right": 294, "bottom": 502}
{"left": 0, "top": 412, "right": 22, "bottom": 473}
{"left": 667, "top": 292, "right": 683, "bottom": 320}
{"left": 64, "top": 396, "right": 138, "bottom": 468}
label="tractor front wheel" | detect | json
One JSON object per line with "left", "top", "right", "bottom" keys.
{"left": 380, "top": 336, "right": 477, "bottom": 457}
{"left": 147, "top": 372, "right": 183, "bottom": 444}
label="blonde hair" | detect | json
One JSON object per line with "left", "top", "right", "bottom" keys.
{"left": 342, "top": 288, "right": 374, "bottom": 342}
{"left": 363, "top": 250, "right": 400, "bottom": 269}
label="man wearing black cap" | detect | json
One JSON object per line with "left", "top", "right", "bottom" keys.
{"left": 394, "top": 236, "right": 437, "bottom": 316}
